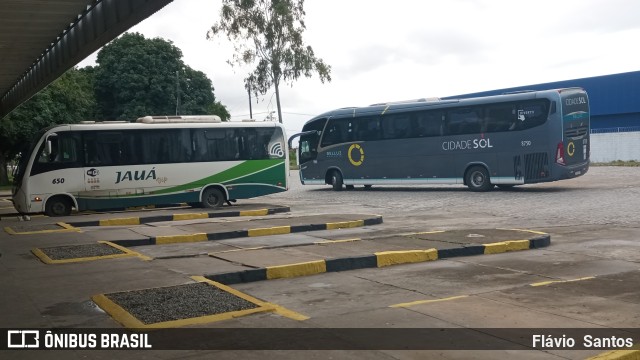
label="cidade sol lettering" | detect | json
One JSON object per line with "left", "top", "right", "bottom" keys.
{"left": 565, "top": 97, "right": 587, "bottom": 106}
{"left": 442, "top": 138, "right": 493, "bottom": 151}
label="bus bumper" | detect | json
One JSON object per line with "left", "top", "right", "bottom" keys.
{"left": 562, "top": 162, "right": 589, "bottom": 179}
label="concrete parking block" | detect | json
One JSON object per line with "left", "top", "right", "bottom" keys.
{"left": 205, "top": 230, "right": 550, "bottom": 285}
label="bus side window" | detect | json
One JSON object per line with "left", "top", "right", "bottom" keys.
{"left": 321, "top": 120, "right": 345, "bottom": 147}
{"left": 382, "top": 114, "right": 410, "bottom": 139}
{"left": 485, "top": 104, "right": 517, "bottom": 132}
{"left": 84, "top": 139, "right": 102, "bottom": 165}
{"left": 446, "top": 108, "right": 482, "bottom": 135}
{"left": 412, "top": 111, "right": 444, "bottom": 137}
{"left": 518, "top": 101, "right": 548, "bottom": 130}
{"left": 354, "top": 117, "right": 381, "bottom": 141}
{"left": 192, "top": 129, "right": 209, "bottom": 161}
{"left": 39, "top": 134, "right": 79, "bottom": 164}
{"left": 31, "top": 132, "right": 80, "bottom": 176}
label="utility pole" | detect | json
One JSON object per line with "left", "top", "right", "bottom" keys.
{"left": 175, "top": 70, "right": 180, "bottom": 115}
{"left": 247, "top": 79, "right": 253, "bottom": 119}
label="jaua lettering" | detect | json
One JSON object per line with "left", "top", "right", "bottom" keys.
{"left": 115, "top": 167, "right": 157, "bottom": 184}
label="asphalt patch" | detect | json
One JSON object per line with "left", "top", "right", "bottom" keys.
{"left": 104, "top": 282, "right": 259, "bottom": 325}
{"left": 39, "top": 243, "right": 125, "bottom": 260}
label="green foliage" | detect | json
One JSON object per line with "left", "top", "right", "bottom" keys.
{"left": 208, "top": 0, "right": 331, "bottom": 123}
{"left": 1, "top": 32, "right": 230, "bottom": 185}
{"left": 207, "top": 101, "right": 232, "bottom": 121}
{"left": 94, "top": 33, "right": 221, "bottom": 120}
{"left": 0, "top": 68, "right": 96, "bottom": 185}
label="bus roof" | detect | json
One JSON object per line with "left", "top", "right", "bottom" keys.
{"left": 305, "top": 87, "right": 585, "bottom": 123}
{"left": 47, "top": 118, "right": 283, "bottom": 132}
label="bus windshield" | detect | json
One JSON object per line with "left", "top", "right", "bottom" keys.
{"left": 12, "top": 129, "right": 46, "bottom": 193}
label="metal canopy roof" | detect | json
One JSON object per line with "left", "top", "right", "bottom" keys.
{"left": 0, "top": 0, "right": 173, "bottom": 118}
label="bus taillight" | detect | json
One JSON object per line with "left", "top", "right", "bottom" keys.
{"left": 555, "top": 142, "right": 566, "bottom": 165}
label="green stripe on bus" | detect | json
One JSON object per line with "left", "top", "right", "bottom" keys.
{"left": 151, "top": 159, "right": 284, "bottom": 195}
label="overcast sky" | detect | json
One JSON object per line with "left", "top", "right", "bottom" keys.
{"left": 79, "top": 0, "right": 640, "bottom": 136}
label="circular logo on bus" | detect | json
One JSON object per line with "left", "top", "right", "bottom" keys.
{"left": 567, "top": 141, "right": 575, "bottom": 157}
{"left": 348, "top": 143, "right": 364, "bottom": 166}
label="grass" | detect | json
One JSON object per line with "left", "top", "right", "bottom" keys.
{"left": 591, "top": 160, "right": 640, "bottom": 167}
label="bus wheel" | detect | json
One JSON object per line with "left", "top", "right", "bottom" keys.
{"left": 201, "top": 187, "right": 225, "bottom": 208}
{"left": 466, "top": 166, "right": 492, "bottom": 192}
{"left": 330, "top": 171, "right": 343, "bottom": 191}
{"left": 45, "top": 196, "right": 72, "bottom": 217}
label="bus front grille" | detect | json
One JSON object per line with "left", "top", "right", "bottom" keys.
{"left": 515, "top": 153, "right": 550, "bottom": 181}
{"left": 564, "top": 126, "right": 588, "bottom": 138}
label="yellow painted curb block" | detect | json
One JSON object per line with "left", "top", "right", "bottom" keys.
{"left": 99, "top": 217, "right": 140, "bottom": 226}
{"left": 155, "top": 233, "right": 208, "bottom": 244}
{"left": 240, "top": 209, "right": 269, "bottom": 216}
{"left": 173, "top": 213, "right": 208, "bottom": 221}
{"left": 326, "top": 220, "right": 365, "bottom": 230}
{"left": 375, "top": 249, "right": 438, "bottom": 267}
{"left": 248, "top": 226, "right": 291, "bottom": 237}
{"left": 266, "top": 260, "right": 327, "bottom": 280}
{"left": 483, "top": 240, "right": 530, "bottom": 254}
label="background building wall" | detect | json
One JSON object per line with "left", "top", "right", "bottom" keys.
{"left": 591, "top": 130, "right": 640, "bottom": 162}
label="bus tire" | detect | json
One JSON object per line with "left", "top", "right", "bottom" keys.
{"left": 201, "top": 187, "right": 225, "bottom": 208}
{"left": 45, "top": 196, "right": 73, "bottom": 217}
{"left": 330, "top": 171, "right": 343, "bottom": 191}
{"left": 466, "top": 166, "right": 492, "bottom": 192}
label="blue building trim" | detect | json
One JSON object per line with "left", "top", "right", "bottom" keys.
{"left": 445, "top": 71, "right": 640, "bottom": 130}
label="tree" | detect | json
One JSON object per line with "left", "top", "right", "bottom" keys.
{"left": 208, "top": 0, "right": 331, "bottom": 123}
{"left": 0, "top": 68, "right": 96, "bottom": 185}
{"left": 94, "top": 32, "right": 227, "bottom": 120}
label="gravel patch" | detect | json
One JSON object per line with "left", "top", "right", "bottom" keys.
{"left": 41, "top": 243, "right": 125, "bottom": 260}
{"left": 105, "top": 282, "right": 259, "bottom": 324}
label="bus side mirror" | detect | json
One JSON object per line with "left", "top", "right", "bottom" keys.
{"left": 288, "top": 130, "right": 320, "bottom": 148}
{"left": 45, "top": 133, "right": 58, "bottom": 156}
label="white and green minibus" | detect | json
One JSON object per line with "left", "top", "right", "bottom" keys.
{"left": 12, "top": 115, "right": 288, "bottom": 216}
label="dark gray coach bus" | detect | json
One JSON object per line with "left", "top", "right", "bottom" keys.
{"left": 289, "top": 88, "right": 589, "bottom": 191}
